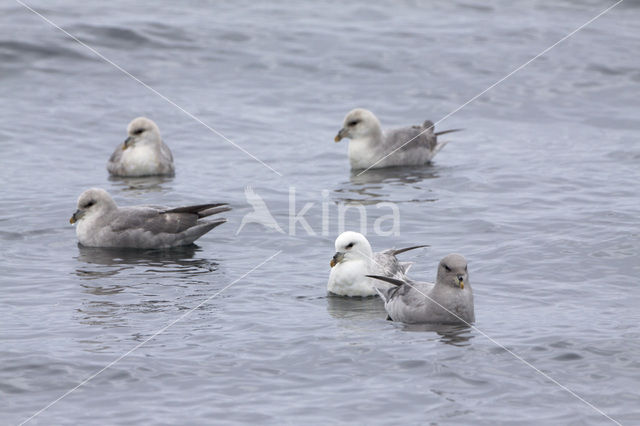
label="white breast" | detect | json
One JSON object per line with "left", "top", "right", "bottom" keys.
{"left": 75, "top": 213, "right": 103, "bottom": 246}
{"left": 327, "top": 260, "right": 377, "bottom": 297}
{"left": 120, "top": 144, "right": 161, "bottom": 176}
{"left": 348, "top": 138, "right": 379, "bottom": 170}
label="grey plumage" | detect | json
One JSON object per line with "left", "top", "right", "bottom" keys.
{"left": 368, "top": 254, "right": 475, "bottom": 324}
{"left": 371, "top": 252, "right": 409, "bottom": 280}
{"left": 375, "top": 245, "right": 429, "bottom": 278}
{"left": 334, "top": 109, "right": 462, "bottom": 170}
{"left": 390, "top": 245, "right": 429, "bottom": 256}
{"left": 107, "top": 117, "right": 175, "bottom": 177}
{"left": 70, "top": 188, "right": 230, "bottom": 248}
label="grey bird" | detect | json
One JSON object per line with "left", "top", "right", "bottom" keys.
{"left": 108, "top": 117, "right": 175, "bottom": 177}
{"left": 69, "top": 188, "right": 230, "bottom": 248}
{"left": 334, "top": 108, "right": 461, "bottom": 170}
{"left": 368, "top": 254, "right": 474, "bottom": 324}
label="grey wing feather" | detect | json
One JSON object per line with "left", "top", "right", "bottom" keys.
{"left": 366, "top": 274, "right": 405, "bottom": 287}
{"left": 374, "top": 285, "right": 400, "bottom": 304}
{"left": 107, "top": 144, "right": 125, "bottom": 173}
{"left": 157, "top": 140, "right": 175, "bottom": 175}
{"left": 160, "top": 140, "right": 173, "bottom": 162}
{"left": 385, "top": 125, "right": 436, "bottom": 153}
{"left": 108, "top": 144, "right": 124, "bottom": 163}
{"left": 390, "top": 245, "right": 428, "bottom": 256}
{"left": 374, "top": 287, "right": 389, "bottom": 303}
{"left": 399, "top": 261, "right": 413, "bottom": 274}
{"left": 111, "top": 202, "right": 230, "bottom": 235}
{"left": 159, "top": 140, "right": 174, "bottom": 165}
{"left": 395, "top": 280, "right": 435, "bottom": 308}
{"left": 368, "top": 275, "right": 439, "bottom": 322}
{"left": 163, "top": 203, "right": 230, "bottom": 217}
{"left": 374, "top": 245, "right": 426, "bottom": 279}
{"left": 385, "top": 121, "right": 461, "bottom": 156}
{"left": 434, "top": 128, "right": 463, "bottom": 137}
{"left": 386, "top": 280, "right": 436, "bottom": 322}
{"left": 368, "top": 275, "right": 404, "bottom": 304}
{"left": 372, "top": 251, "right": 407, "bottom": 280}
{"left": 198, "top": 205, "right": 232, "bottom": 217}
{"left": 109, "top": 207, "right": 196, "bottom": 234}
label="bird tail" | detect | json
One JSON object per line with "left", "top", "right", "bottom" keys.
{"left": 181, "top": 219, "right": 227, "bottom": 245}
{"left": 430, "top": 140, "right": 449, "bottom": 160}
{"left": 391, "top": 245, "right": 428, "bottom": 256}
{"left": 399, "top": 261, "right": 413, "bottom": 275}
{"left": 434, "top": 128, "right": 463, "bottom": 137}
{"left": 368, "top": 275, "right": 405, "bottom": 305}
{"left": 163, "top": 203, "right": 231, "bottom": 218}
{"left": 199, "top": 205, "right": 232, "bottom": 217}
{"left": 366, "top": 275, "right": 405, "bottom": 287}
{"left": 374, "top": 286, "right": 389, "bottom": 303}
{"left": 431, "top": 128, "right": 462, "bottom": 159}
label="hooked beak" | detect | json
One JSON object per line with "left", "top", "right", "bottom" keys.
{"left": 334, "top": 128, "right": 348, "bottom": 143}
{"left": 457, "top": 275, "right": 465, "bottom": 289}
{"left": 69, "top": 209, "right": 84, "bottom": 224}
{"left": 330, "top": 251, "right": 345, "bottom": 268}
{"left": 123, "top": 136, "right": 134, "bottom": 150}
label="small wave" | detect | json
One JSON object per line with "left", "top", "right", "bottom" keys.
{"left": 348, "top": 60, "right": 391, "bottom": 73}
{"left": 0, "top": 40, "right": 90, "bottom": 62}
{"left": 69, "top": 23, "right": 195, "bottom": 50}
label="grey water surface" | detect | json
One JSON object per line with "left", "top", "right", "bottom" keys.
{"left": 1, "top": 0, "right": 640, "bottom": 424}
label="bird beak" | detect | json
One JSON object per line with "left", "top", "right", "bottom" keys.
{"left": 123, "top": 136, "right": 133, "bottom": 150}
{"left": 334, "top": 128, "right": 347, "bottom": 142}
{"left": 330, "top": 252, "right": 345, "bottom": 268}
{"left": 457, "top": 275, "right": 465, "bottom": 289}
{"left": 70, "top": 209, "right": 84, "bottom": 224}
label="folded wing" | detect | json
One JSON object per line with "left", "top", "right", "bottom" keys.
{"left": 109, "top": 203, "right": 231, "bottom": 244}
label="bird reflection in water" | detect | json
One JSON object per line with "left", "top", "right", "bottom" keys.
{"left": 402, "top": 323, "right": 474, "bottom": 346}
{"left": 334, "top": 166, "right": 441, "bottom": 206}
{"left": 326, "top": 295, "right": 474, "bottom": 346}
{"left": 74, "top": 244, "right": 220, "bottom": 330}
{"left": 107, "top": 174, "right": 174, "bottom": 194}
{"left": 325, "top": 293, "right": 386, "bottom": 321}
{"left": 75, "top": 244, "right": 218, "bottom": 280}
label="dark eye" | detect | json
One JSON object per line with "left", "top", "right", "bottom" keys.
{"left": 132, "top": 128, "right": 144, "bottom": 135}
{"left": 443, "top": 264, "right": 451, "bottom": 272}
{"left": 84, "top": 200, "right": 95, "bottom": 208}
{"left": 346, "top": 242, "right": 355, "bottom": 249}
{"left": 347, "top": 120, "right": 360, "bottom": 127}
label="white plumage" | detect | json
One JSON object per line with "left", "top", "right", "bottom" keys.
{"left": 327, "top": 231, "right": 426, "bottom": 297}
